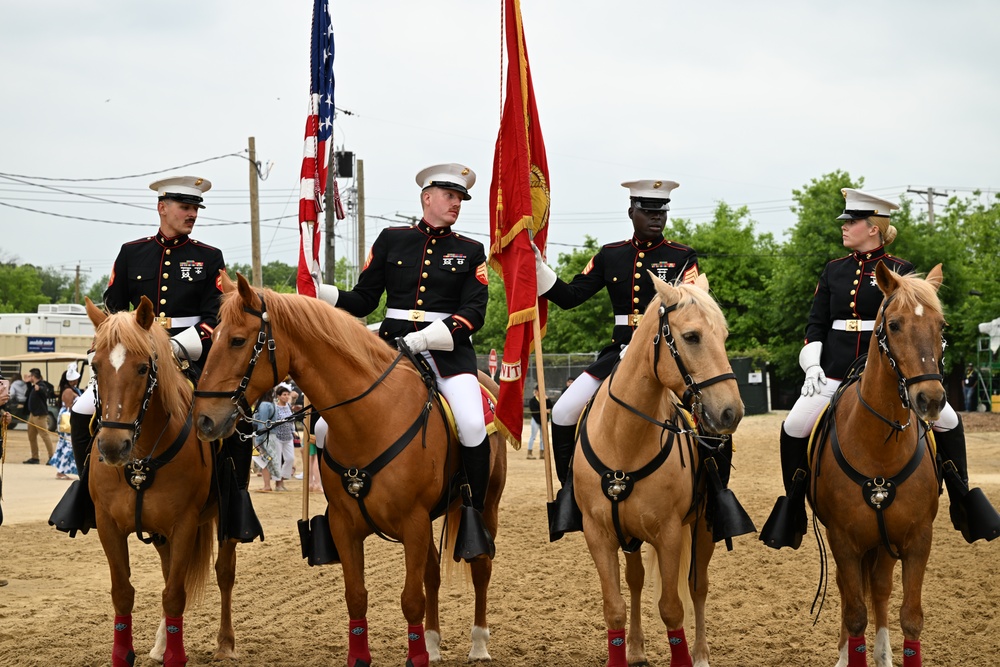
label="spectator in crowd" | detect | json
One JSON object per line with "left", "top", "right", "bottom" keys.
{"left": 525, "top": 387, "right": 545, "bottom": 460}
{"left": 252, "top": 389, "right": 282, "bottom": 493}
{"left": 50, "top": 364, "right": 82, "bottom": 480}
{"left": 23, "top": 368, "right": 54, "bottom": 465}
{"left": 964, "top": 363, "right": 980, "bottom": 412}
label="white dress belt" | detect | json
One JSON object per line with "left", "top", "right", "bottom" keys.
{"left": 157, "top": 315, "right": 201, "bottom": 328}
{"left": 832, "top": 319, "right": 875, "bottom": 332}
{"left": 385, "top": 308, "right": 450, "bottom": 323}
{"left": 614, "top": 314, "right": 644, "bottom": 326}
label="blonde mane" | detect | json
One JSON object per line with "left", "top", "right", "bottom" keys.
{"left": 219, "top": 288, "right": 415, "bottom": 382}
{"left": 94, "top": 312, "right": 191, "bottom": 418}
{"left": 648, "top": 281, "right": 729, "bottom": 333}
{"left": 887, "top": 271, "right": 944, "bottom": 317}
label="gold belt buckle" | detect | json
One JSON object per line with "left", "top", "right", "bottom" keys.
{"left": 846, "top": 319, "right": 860, "bottom": 332}
{"left": 157, "top": 315, "right": 172, "bottom": 329}
{"left": 407, "top": 310, "right": 425, "bottom": 322}
{"left": 631, "top": 314, "right": 643, "bottom": 327}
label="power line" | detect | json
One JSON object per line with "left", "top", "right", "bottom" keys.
{"left": 0, "top": 151, "right": 249, "bottom": 182}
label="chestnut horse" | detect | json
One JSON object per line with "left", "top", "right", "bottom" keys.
{"left": 810, "top": 263, "right": 945, "bottom": 667}
{"left": 193, "top": 273, "right": 507, "bottom": 665}
{"left": 84, "top": 296, "right": 239, "bottom": 667}
{"left": 574, "top": 274, "right": 743, "bottom": 667}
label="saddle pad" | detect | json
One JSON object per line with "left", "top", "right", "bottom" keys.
{"left": 438, "top": 384, "right": 497, "bottom": 441}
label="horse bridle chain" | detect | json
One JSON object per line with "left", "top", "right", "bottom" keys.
{"left": 873, "top": 293, "right": 945, "bottom": 410}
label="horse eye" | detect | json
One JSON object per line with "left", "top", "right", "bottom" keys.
{"left": 888, "top": 321, "right": 901, "bottom": 332}
{"left": 138, "top": 363, "right": 149, "bottom": 375}
{"left": 231, "top": 337, "right": 247, "bottom": 348}
{"left": 682, "top": 332, "right": 700, "bottom": 344}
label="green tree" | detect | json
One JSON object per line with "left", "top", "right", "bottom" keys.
{"left": 474, "top": 267, "right": 510, "bottom": 356}
{"left": 666, "top": 202, "right": 777, "bottom": 362}
{"left": 0, "top": 263, "right": 49, "bottom": 312}
{"left": 86, "top": 275, "right": 110, "bottom": 305}
{"left": 227, "top": 261, "right": 298, "bottom": 293}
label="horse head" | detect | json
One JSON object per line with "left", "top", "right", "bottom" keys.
{"left": 646, "top": 273, "right": 743, "bottom": 434}
{"left": 194, "top": 272, "right": 281, "bottom": 441}
{"left": 872, "top": 261, "right": 947, "bottom": 421}
{"left": 86, "top": 295, "right": 180, "bottom": 466}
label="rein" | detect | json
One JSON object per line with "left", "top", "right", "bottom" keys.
{"left": 872, "top": 293, "right": 945, "bottom": 410}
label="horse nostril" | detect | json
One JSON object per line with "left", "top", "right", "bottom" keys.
{"left": 721, "top": 407, "right": 735, "bottom": 428}
{"left": 197, "top": 415, "right": 215, "bottom": 434}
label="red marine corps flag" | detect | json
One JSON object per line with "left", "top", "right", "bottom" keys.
{"left": 297, "top": 0, "right": 344, "bottom": 297}
{"left": 488, "top": 0, "right": 550, "bottom": 445}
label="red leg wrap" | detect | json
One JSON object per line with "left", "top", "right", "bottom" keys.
{"left": 847, "top": 636, "right": 868, "bottom": 667}
{"left": 903, "top": 639, "right": 921, "bottom": 667}
{"left": 606, "top": 628, "right": 627, "bottom": 667}
{"left": 667, "top": 628, "right": 693, "bottom": 666}
{"left": 348, "top": 618, "right": 372, "bottom": 667}
{"left": 112, "top": 614, "right": 135, "bottom": 667}
{"left": 163, "top": 615, "right": 187, "bottom": 666}
{"left": 406, "top": 623, "right": 429, "bottom": 667}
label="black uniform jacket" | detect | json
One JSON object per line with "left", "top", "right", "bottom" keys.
{"left": 336, "top": 221, "right": 489, "bottom": 378}
{"left": 543, "top": 235, "right": 699, "bottom": 379}
{"left": 104, "top": 231, "right": 226, "bottom": 360}
{"left": 805, "top": 246, "right": 914, "bottom": 380}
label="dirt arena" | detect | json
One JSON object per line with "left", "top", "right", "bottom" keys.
{"left": 1, "top": 410, "right": 998, "bottom": 666}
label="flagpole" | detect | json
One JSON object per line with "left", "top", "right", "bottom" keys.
{"left": 532, "top": 299, "right": 555, "bottom": 502}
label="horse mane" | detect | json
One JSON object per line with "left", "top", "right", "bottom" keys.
{"left": 886, "top": 271, "right": 944, "bottom": 317}
{"left": 660, "top": 281, "right": 729, "bottom": 333}
{"left": 220, "top": 288, "right": 413, "bottom": 382}
{"left": 94, "top": 312, "right": 191, "bottom": 418}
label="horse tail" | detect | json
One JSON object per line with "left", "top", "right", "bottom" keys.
{"left": 861, "top": 548, "right": 876, "bottom": 612}
{"left": 643, "top": 525, "right": 695, "bottom": 625}
{"left": 440, "top": 506, "right": 469, "bottom": 587}
{"left": 183, "top": 518, "right": 217, "bottom": 607}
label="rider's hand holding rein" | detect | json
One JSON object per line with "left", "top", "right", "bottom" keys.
{"left": 799, "top": 341, "right": 827, "bottom": 397}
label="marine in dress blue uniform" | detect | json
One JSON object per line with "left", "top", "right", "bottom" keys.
{"left": 316, "top": 163, "right": 495, "bottom": 561}
{"left": 761, "top": 188, "right": 1000, "bottom": 549}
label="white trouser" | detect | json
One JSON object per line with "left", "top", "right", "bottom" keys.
{"left": 277, "top": 437, "right": 295, "bottom": 479}
{"left": 314, "top": 417, "right": 327, "bottom": 450}
{"left": 419, "top": 351, "right": 486, "bottom": 447}
{"left": 784, "top": 378, "right": 959, "bottom": 439}
{"left": 71, "top": 383, "right": 97, "bottom": 416}
{"left": 551, "top": 373, "right": 603, "bottom": 427}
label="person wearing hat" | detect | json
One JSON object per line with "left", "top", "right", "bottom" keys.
{"left": 50, "top": 363, "right": 82, "bottom": 480}
{"left": 58, "top": 176, "right": 264, "bottom": 543}
{"left": 963, "top": 363, "right": 981, "bottom": 412}
{"left": 315, "top": 163, "right": 494, "bottom": 561}
{"left": 760, "top": 187, "right": 1000, "bottom": 548}
{"left": 535, "top": 180, "right": 750, "bottom": 542}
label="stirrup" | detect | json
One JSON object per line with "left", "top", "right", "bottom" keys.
{"left": 454, "top": 504, "right": 495, "bottom": 562}
{"left": 759, "top": 469, "right": 808, "bottom": 550}
{"left": 547, "top": 474, "right": 583, "bottom": 542}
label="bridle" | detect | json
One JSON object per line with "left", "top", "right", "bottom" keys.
{"left": 857, "top": 293, "right": 945, "bottom": 433}
{"left": 95, "top": 348, "right": 159, "bottom": 440}
{"left": 193, "top": 295, "right": 280, "bottom": 419}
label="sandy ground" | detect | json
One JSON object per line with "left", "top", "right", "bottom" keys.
{"left": 1, "top": 411, "right": 998, "bottom": 666}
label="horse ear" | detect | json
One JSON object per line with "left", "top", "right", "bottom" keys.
{"left": 85, "top": 297, "right": 107, "bottom": 328}
{"left": 694, "top": 273, "right": 710, "bottom": 293}
{"left": 648, "top": 270, "right": 680, "bottom": 305}
{"left": 874, "top": 261, "right": 901, "bottom": 297}
{"left": 135, "top": 296, "right": 155, "bottom": 331}
{"left": 220, "top": 269, "right": 236, "bottom": 294}
{"left": 236, "top": 272, "right": 261, "bottom": 310}
{"left": 925, "top": 263, "right": 944, "bottom": 292}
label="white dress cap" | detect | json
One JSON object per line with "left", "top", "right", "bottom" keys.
{"left": 621, "top": 180, "right": 680, "bottom": 210}
{"left": 149, "top": 175, "right": 212, "bottom": 208}
{"left": 415, "top": 163, "right": 476, "bottom": 201}
{"left": 837, "top": 188, "right": 899, "bottom": 220}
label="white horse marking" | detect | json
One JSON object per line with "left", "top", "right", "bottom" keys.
{"left": 110, "top": 343, "right": 127, "bottom": 372}
{"left": 425, "top": 629, "right": 441, "bottom": 662}
{"left": 873, "top": 627, "right": 893, "bottom": 667}
{"left": 915, "top": 304, "right": 924, "bottom": 317}
{"left": 469, "top": 625, "right": 491, "bottom": 661}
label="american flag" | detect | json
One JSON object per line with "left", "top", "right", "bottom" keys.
{"left": 297, "top": 0, "right": 344, "bottom": 297}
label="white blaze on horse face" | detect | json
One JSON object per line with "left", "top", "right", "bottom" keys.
{"left": 213, "top": 323, "right": 224, "bottom": 341}
{"left": 109, "top": 343, "right": 127, "bottom": 372}
{"left": 915, "top": 304, "right": 924, "bottom": 317}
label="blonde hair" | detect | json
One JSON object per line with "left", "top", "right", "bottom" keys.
{"left": 869, "top": 216, "right": 898, "bottom": 245}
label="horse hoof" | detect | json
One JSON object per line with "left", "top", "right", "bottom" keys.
{"left": 468, "top": 625, "right": 491, "bottom": 661}
{"left": 213, "top": 647, "right": 238, "bottom": 660}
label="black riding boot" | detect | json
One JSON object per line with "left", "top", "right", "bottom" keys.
{"left": 759, "top": 424, "right": 809, "bottom": 550}
{"left": 454, "top": 437, "right": 495, "bottom": 562}
{"left": 937, "top": 416, "right": 1000, "bottom": 543}
{"left": 217, "top": 425, "right": 265, "bottom": 543}
{"left": 702, "top": 437, "right": 756, "bottom": 549}
{"left": 48, "top": 411, "right": 97, "bottom": 537}
{"left": 547, "top": 423, "right": 583, "bottom": 542}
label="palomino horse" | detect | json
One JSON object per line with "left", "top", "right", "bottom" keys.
{"left": 84, "top": 296, "right": 239, "bottom": 667}
{"left": 575, "top": 274, "right": 743, "bottom": 667}
{"left": 193, "top": 273, "right": 507, "bottom": 666}
{"left": 809, "top": 263, "right": 946, "bottom": 667}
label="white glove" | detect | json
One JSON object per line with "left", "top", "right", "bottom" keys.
{"left": 317, "top": 283, "right": 339, "bottom": 307}
{"left": 533, "top": 242, "right": 557, "bottom": 295}
{"left": 402, "top": 319, "right": 454, "bottom": 354}
{"left": 798, "top": 341, "right": 826, "bottom": 397}
{"left": 170, "top": 325, "right": 204, "bottom": 362}
{"left": 619, "top": 344, "right": 629, "bottom": 360}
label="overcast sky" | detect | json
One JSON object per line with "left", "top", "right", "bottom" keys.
{"left": 2, "top": 1, "right": 998, "bottom": 287}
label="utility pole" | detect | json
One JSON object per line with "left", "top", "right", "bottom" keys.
{"left": 907, "top": 186, "right": 947, "bottom": 225}
{"left": 324, "top": 142, "right": 337, "bottom": 283}
{"left": 248, "top": 136, "right": 262, "bottom": 288}
{"left": 74, "top": 263, "right": 81, "bottom": 303}
{"left": 357, "top": 159, "right": 365, "bottom": 274}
